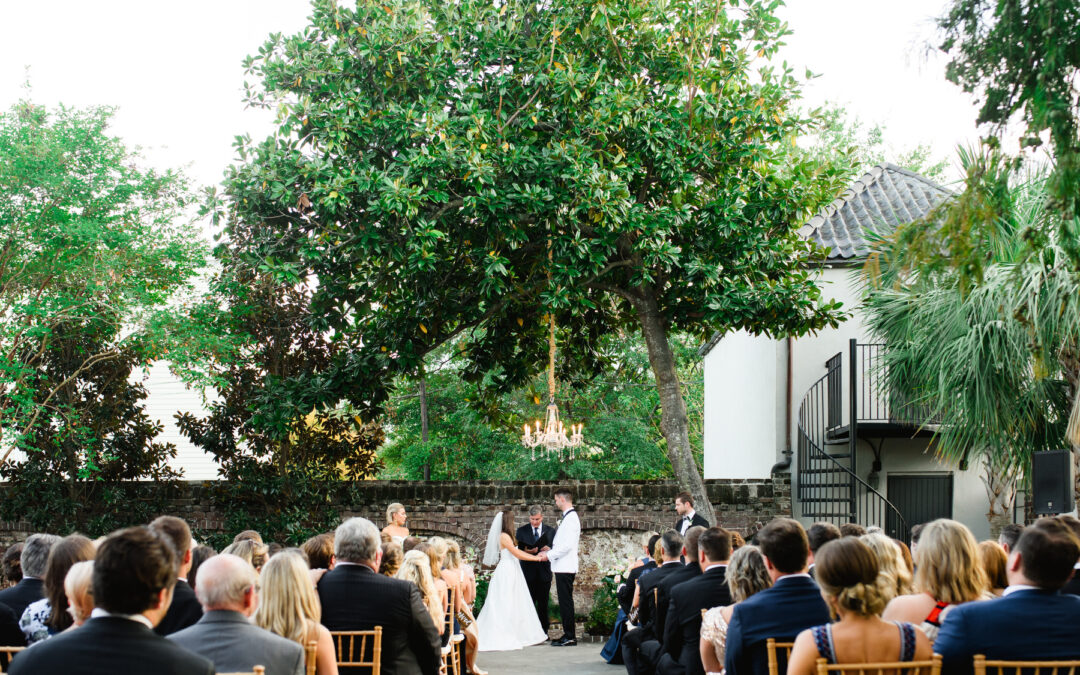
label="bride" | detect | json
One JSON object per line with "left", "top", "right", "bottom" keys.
{"left": 475, "top": 510, "right": 551, "bottom": 651}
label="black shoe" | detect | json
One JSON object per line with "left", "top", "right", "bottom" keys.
{"left": 551, "top": 637, "right": 577, "bottom": 646}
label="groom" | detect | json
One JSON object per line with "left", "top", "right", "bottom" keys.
{"left": 539, "top": 487, "right": 581, "bottom": 647}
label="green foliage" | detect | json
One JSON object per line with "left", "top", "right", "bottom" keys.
{"left": 0, "top": 100, "right": 204, "bottom": 534}
{"left": 809, "top": 107, "right": 949, "bottom": 183}
{"left": 379, "top": 333, "right": 701, "bottom": 479}
{"left": 585, "top": 573, "right": 620, "bottom": 635}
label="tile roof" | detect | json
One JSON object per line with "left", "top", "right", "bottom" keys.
{"left": 797, "top": 163, "right": 951, "bottom": 260}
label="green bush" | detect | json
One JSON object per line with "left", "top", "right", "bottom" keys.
{"left": 585, "top": 575, "right": 620, "bottom": 636}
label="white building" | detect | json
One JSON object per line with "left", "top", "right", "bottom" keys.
{"left": 701, "top": 164, "right": 996, "bottom": 542}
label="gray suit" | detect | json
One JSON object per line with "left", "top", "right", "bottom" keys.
{"left": 168, "top": 610, "right": 304, "bottom": 675}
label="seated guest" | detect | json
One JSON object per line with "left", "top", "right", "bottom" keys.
{"left": 0, "top": 534, "right": 59, "bottom": 618}
{"left": 935, "top": 517, "right": 1080, "bottom": 672}
{"left": 223, "top": 538, "right": 269, "bottom": 572}
{"left": 622, "top": 530, "right": 684, "bottom": 675}
{"left": 2, "top": 544, "right": 23, "bottom": 589}
{"left": 909, "top": 524, "right": 925, "bottom": 557}
{"left": 619, "top": 533, "right": 660, "bottom": 614}
{"left": 860, "top": 532, "right": 913, "bottom": 605}
{"left": 653, "top": 525, "right": 706, "bottom": 640}
{"left": 318, "top": 517, "right": 442, "bottom": 675}
{"left": 656, "top": 527, "right": 733, "bottom": 675}
{"left": 806, "top": 523, "right": 840, "bottom": 580}
{"left": 978, "top": 541, "right": 1008, "bottom": 596}
{"left": 233, "top": 529, "right": 264, "bottom": 545}
{"left": 267, "top": 542, "right": 284, "bottom": 558}
{"left": 0, "top": 602, "right": 21, "bottom": 648}
{"left": 895, "top": 539, "right": 914, "bottom": 576}
{"left": 788, "top": 538, "right": 932, "bottom": 674}
{"left": 998, "top": 523, "right": 1023, "bottom": 554}
{"left": 63, "top": 561, "right": 95, "bottom": 629}
{"left": 730, "top": 531, "right": 746, "bottom": 551}
{"left": 883, "top": 518, "right": 988, "bottom": 641}
{"left": 402, "top": 536, "right": 421, "bottom": 553}
{"left": 9, "top": 526, "right": 213, "bottom": 675}
{"left": 149, "top": 516, "right": 203, "bottom": 636}
{"left": 700, "top": 545, "right": 771, "bottom": 673}
{"left": 379, "top": 541, "right": 404, "bottom": 577}
{"left": 1055, "top": 516, "right": 1080, "bottom": 596}
{"left": 303, "top": 533, "right": 336, "bottom": 570}
{"left": 839, "top": 523, "right": 865, "bottom": 538}
{"left": 20, "top": 534, "right": 95, "bottom": 644}
{"left": 255, "top": 551, "right": 339, "bottom": 675}
{"left": 188, "top": 545, "right": 216, "bottom": 594}
{"left": 170, "top": 553, "right": 305, "bottom": 675}
{"left": 724, "top": 518, "right": 830, "bottom": 675}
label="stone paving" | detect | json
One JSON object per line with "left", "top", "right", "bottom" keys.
{"left": 474, "top": 643, "right": 622, "bottom": 675}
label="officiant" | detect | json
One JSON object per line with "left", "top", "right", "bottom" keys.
{"left": 517, "top": 505, "right": 557, "bottom": 633}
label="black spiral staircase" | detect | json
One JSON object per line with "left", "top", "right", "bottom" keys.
{"left": 797, "top": 340, "right": 935, "bottom": 542}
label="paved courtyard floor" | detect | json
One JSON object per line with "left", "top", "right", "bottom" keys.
{"left": 475, "top": 643, "right": 621, "bottom": 675}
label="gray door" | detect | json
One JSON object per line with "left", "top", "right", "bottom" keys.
{"left": 886, "top": 473, "right": 953, "bottom": 543}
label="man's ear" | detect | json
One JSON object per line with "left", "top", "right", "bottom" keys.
{"left": 763, "top": 555, "right": 776, "bottom": 572}
{"left": 1008, "top": 550, "right": 1022, "bottom": 573}
{"left": 184, "top": 548, "right": 192, "bottom": 566}
{"left": 698, "top": 548, "right": 707, "bottom": 565}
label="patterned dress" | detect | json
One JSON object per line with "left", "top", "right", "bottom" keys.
{"left": 811, "top": 621, "right": 918, "bottom": 663}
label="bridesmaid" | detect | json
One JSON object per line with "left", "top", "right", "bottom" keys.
{"left": 382, "top": 503, "right": 410, "bottom": 544}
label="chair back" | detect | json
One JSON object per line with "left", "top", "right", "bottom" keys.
{"left": 221, "top": 668, "right": 266, "bottom": 675}
{"left": 442, "top": 586, "right": 461, "bottom": 675}
{"left": 331, "top": 628, "right": 384, "bottom": 675}
{"left": 974, "top": 654, "right": 1080, "bottom": 675}
{"left": 815, "top": 654, "right": 942, "bottom": 675}
{"left": 304, "top": 640, "right": 317, "bottom": 675}
{"left": 0, "top": 646, "right": 24, "bottom": 674}
{"left": 766, "top": 639, "right": 796, "bottom": 675}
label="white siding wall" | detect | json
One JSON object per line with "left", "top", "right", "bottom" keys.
{"left": 138, "top": 362, "right": 221, "bottom": 480}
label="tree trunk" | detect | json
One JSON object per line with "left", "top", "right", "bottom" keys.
{"left": 981, "top": 459, "right": 1016, "bottom": 539}
{"left": 419, "top": 373, "right": 431, "bottom": 481}
{"left": 635, "top": 288, "right": 717, "bottom": 526}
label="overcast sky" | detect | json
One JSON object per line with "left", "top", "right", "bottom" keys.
{"left": 1, "top": 0, "right": 981, "bottom": 218}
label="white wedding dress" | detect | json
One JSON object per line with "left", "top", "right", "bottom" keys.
{"left": 475, "top": 522, "right": 549, "bottom": 651}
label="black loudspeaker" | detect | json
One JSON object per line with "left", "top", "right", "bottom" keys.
{"left": 1031, "top": 450, "right": 1075, "bottom": 515}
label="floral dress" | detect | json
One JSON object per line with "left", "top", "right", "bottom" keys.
{"left": 19, "top": 598, "right": 52, "bottom": 645}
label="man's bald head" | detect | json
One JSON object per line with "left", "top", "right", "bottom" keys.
{"left": 193, "top": 553, "right": 258, "bottom": 615}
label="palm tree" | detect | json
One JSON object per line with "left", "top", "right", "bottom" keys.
{"left": 862, "top": 153, "right": 1080, "bottom": 534}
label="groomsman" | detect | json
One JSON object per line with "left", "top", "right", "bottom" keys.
{"left": 517, "top": 505, "right": 557, "bottom": 632}
{"left": 674, "top": 492, "right": 709, "bottom": 535}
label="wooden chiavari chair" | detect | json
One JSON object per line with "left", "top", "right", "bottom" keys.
{"left": 0, "top": 646, "right": 24, "bottom": 674}
{"left": 330, "top": 627, "right": 383, "bottom": 675}
{"left": 441, "top": 586, "right": 461, "bottom": 675}
{"left": 221, "top": 667, "right": 265, "bottom": 675}
{"left": 767, "top": 638, "right": 796, "bottom": 675}
{"left": 974, "top": 654, "right": 1080, "bottom": 675}
{"left": 304, "top": 639, "right": 318, "bottom": 675}
{"left": 815, "top": 654, "right": 942, "bottom": 675}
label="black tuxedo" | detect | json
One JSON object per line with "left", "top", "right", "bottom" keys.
{"left": 675, "top": 513, "right": 709, "bottom": 535}
{"left": 318, "top": 562, "right": 442, "bottom": 675}
{"left": 657, "top": 565, "right": 732, "bottom": 675}
{"left": 154, "top": 579, "right": 202, "bottom": 636}
{"left": 622, "top": 562, "right": 685, "bottom": 675}
{"left": 654, "top": 562, "right": 701, "bottom": 640}
{"left": 0, "top": 578, "right": 43, "bottom": 619}
{"left": 618, "top": 560, "right": 657, "bottom": 614}
{"left": 0, "top": 602, "right": 25, "bottom": 647}
{"left": 517, "top": 522, "right": 557, "bottom": 631}
{"left": 8, "top": 616, "right": 213, "bottom": 675}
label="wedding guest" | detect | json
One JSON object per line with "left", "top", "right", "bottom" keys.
{"left": 839, "top": 523, "right": 865, "bottom": 538}
{"left": 0, "top": 604, "right": 19, "bottom": 650}
{"left": 860, "top": 532, "right": 913, "bottom": 604}
{"left": 935, "top": 518, "right": 1080, "bottom": 672}
{"left": 0, "top": 534, "right": 59, "bottom": 618}
{"left": 233, "top": 529, "right": 264, "bottom": 545}
{"left": 618, "top": 533, "right": 659, "bottom": 615}
{"left": 170, "top": 553, "right": 305, "bottom": 675}
{"left": 20, "top": 534, "right": 95, "bottom": 644}
{"left": 674, "top": 492, "right": 709, "bottom": 535}
{"left": 223, "top": 538, "right": 269, "bottom": 572}
{"left": 318, "top": 517, "right": 441, "bottom": 675}
{"left": 978, "top": 541, "right": 1008, "bottom": 596}
{"left": 379, "top": 541, "right": 403, "bottom": 577}
{"left": 910, "top": 524, "right": 925, "bottom": 556}
{"left": 724, "top": 518, "right": 830, "bottom": 675}
{"left": 1055, "top": 515, "right": 1080, "bottom": 596}
{"left": 895, "top": 539, "right": 914, "bottom": 575}
{"left": 654, "top": 525, "right": 706, "bottom": 638}
{"left": 402, "top": 536, "right": 421, "bottom": 553}
{"left": 383, "top": 503, "right": 410, "bottom": 544}
{"left": 883, "top": 518, "right": 988, "bottom": 641}
{"left": 998, "top": 523, "right": 1023, "bottom": 554}
{"left": 8, "top": 526, "right": 214, "bottom": 675}
{"left": 255, "top": 550, "right": 339, "bottom": 675}
{"left": 302, "top": 533, "right": 335, "bottom": 570}
{"left": 2, "top": 544, "right": 23, "bottom": 588}
{"left": 188, "top": 545, "right": 217, "bottom": 594}
{"left": 63, "top": 561, "right": 94, "bottom": 629}
{"left": 788, "top": 538, "right": 931, "bottom": 674}
{"left": 622, "top": 530, "right": 684, "bottom": 675}
{"left": 267, "top": 542, "right": 284, "bottom": 558}
{"left": 730, "top": 531, "right": 746, "bottom": 551}
{"left": 149, "top": 516, "right": 203, "bottom": 636}
{"left": 806, "top": 522, "right": 840, "bottom": 579}
{"left": 397, "top": 550, "right": 445, "bottom": 630}
{"left": 700, "top": 545, "right": 771, "bottom": 674}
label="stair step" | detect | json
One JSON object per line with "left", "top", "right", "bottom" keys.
{"left": 802, "top": 512, "right": 856, "bottom": 519}
{"left": 800, "top": 497, "right": 855, "bottom": 504}
{"left": 799, "top": 468, "right": 851, "bottom": 475}
{"left": 798, "top": 482, "right": 853, "bottom": 489}
{"left": 824, "top": 453, "right": 851, "bottom": 459}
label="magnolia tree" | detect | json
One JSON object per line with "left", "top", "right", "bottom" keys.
{"left": 214, "top": 0, "right": 849, "bottom": 519}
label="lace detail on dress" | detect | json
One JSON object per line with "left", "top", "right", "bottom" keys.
{"left": 700, "top": 607, "right": 729, "bottom": 668}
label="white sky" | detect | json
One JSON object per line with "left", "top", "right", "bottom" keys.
{"left": 0, "top": 0, "right": 982, "bottom": 215}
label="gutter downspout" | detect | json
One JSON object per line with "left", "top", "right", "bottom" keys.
{"left": 770, "top": 337, "right": 794, "bottom": 474}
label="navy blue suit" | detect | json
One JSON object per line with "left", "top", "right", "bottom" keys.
{"left": 935, "top": 588, "right": 1080, "bottom": 674}
{"left": 724, "top": 575, "right": 830, "bottom": 675}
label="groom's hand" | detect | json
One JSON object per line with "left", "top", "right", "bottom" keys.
{"left": 537, "top": 552, "right": 548, "bottom": 561}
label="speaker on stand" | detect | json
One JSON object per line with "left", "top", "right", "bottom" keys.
{"left": 1031, "top": 449, "right": 1075, "bottom": 515}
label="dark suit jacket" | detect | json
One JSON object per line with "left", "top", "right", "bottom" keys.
{"left": 517, "top": 523, "right": 556, "bottom": 586}
{"left": 618, "top": 559, "right": 657, "bottom": 614}
{"left": 318, "top": 563, "right": 442, "bottom": 675}
{"left": 935, "top": 588, "right": 1080, "bottom": 674}
{"left": 662, "top": 565, "right": 732, "bottom": 675}
{"left": 154, "top": 579, "right": 203, "bottom": 636}
{"left": 675, "top": 513, "right": 709, "bottom": 533}
{"left": 0, "top": 579, "right": 43, "bottom": 619}
{"left": 724, "top": 575, "right": 830, "bottom": 675}
{"left": 0, "top": 602, "right": 25, "bottom": 647}
{"left": 169, "top": 609, "right": 304, "bottom": 675}
{"left": 634, "top": 562, "right": 683, "bottom": 640}
{"left": 655, "top": 562, "right": 701, "bottom": 640}
{"left": 1061, "top": 570, "right": 1080, "bottom": 596}
{"left": 8, "top": 616, "right": 214, "bottom": 675}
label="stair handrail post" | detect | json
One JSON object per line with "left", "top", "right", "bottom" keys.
{"left": 848, "top": 339, "right": 858, "bottom": 475}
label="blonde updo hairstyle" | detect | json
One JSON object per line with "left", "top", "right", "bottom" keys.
{"left": 860, "top": 531, "right": 913, "bottom": 603}
{"left": 815, "top": 537, "right": 888, "bottom": 618}
{"left": 445, "top": 540, "right": 463, "bottom": 568}
{"left": 914, "top": 519, "right": 988, "bottom": 603}
{"left": 387, "top": 503, "right": 406, "bottom": 525}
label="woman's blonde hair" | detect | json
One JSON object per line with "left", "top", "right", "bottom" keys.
{"left": 63, "top": 560, "right": 94, "bottom": 624}
{"left": 914, "top": 519, "right": 988, "bottom": 603}
{"left": 253, "top": 550, "right": 321, "bottom": 645}
{"left": 816, "top": 538, "right": 888, "bottom": 617}
{"left": 429, "top": 537, "right": 449, "bottom": 568}
{"left": 726, "top": 545, "right": 772, "bottom": 603}
{"left": 387, "top": 503, "right": 406, "bottom": 525}
{"left": 860, "top": 532, "right": 913, "bottom": 603}
{"left": 445, "top": 540, "right": 462, "bottom": 568}
{"left": 223, "top": 539, "right": 269, "bottom": 571}
{"left": 397, "top": 550, "right": 443, "bottom": 627}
